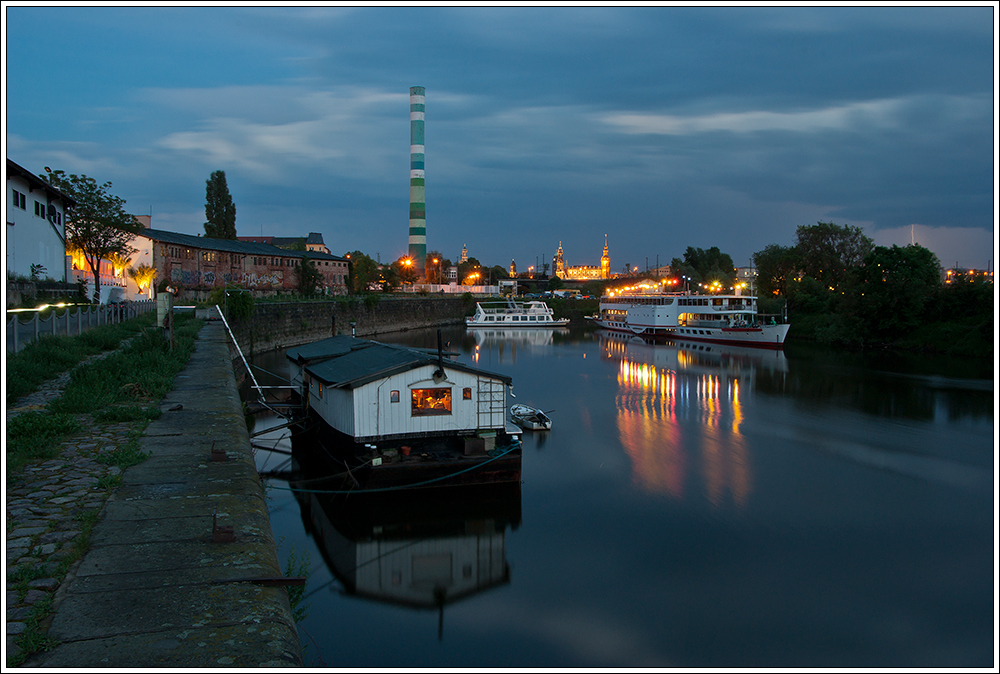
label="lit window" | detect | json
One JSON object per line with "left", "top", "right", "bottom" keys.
{"left": 411, "top": 388, "right": 452, "bottom": 416}
{"left": 463, "top": 388, "right": 472, "bottom": 400}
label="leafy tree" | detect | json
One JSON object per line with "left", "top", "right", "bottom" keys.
{"left": 795, "top": 221, "right": 873, "bottom": 291}
{"left": 392, "top": 256, "right": 418, "bottom": 286}
{"left": 425, "top": 251, "right": 450, "bottom": 284}
{"left": 546, "top": 275, "right": 565, "bottom": 291}
{"left": 296, "top": 256, "right": 322, "bottom": 295}
{"left": 851, "top": 244, "right": 941, "bottom": 344}
{"left": 753, "top": 243, "right": 801, "bottom": 298}
{"left": 458, "top": 257, "right": 482, "bottom": 285}
{"left": 204, "top": 170, "right": 237, "bottom": 239}
{"left": 345, "top": 251, "right": 380, "bottom": 293}
{"left": 671, "top": 246, "right": 736, "bottom": 288}
{"left": 488, "top": 265, "right": 509, "bottom": 282}
{"left": 42, "top": 169, "right": 143, "bottom": 303}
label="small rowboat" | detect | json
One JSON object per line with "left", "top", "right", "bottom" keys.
{"left": 510, "top": 404, "right": 552, "bottom": 431}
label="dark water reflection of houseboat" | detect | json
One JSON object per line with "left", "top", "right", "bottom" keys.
{"left": 288, "top": 442, "right": 520, "bottom": 639}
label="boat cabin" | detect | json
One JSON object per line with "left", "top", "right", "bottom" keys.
{"left": 287, "top": 336, "right": 513, "bottom": 444}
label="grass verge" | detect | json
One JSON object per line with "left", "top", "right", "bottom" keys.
{"left": 6, "top": 313, "right": 155, "bottom": 405}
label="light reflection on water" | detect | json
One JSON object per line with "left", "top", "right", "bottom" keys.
{"left": 602, "top": 332, "right": 786, "bottom": 508}
{"left": 246, "top": 325, "right": 993, "bottom": 668}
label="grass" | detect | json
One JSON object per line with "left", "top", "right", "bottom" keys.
{"left": 6, "top": 412, "right": 82, "bottom": 474}
{"left": 6, "top": 313, "right": 155, "bottom": 405}
{"left": 6, "top": 313, "right": 203, "bottom": 487}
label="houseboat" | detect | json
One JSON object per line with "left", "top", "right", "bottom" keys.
{"left": 590, "top": 283, "right": 789, "bottom": 349}
{"left": 286, "top": 334, "right": 522, "bottom": 490}
{"left": 466, "top": 299, "right": 570, "bottom": 328}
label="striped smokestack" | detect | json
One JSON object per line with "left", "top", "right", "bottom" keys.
{"left": 408, "top": 86, "right": 427, "bottom": 279}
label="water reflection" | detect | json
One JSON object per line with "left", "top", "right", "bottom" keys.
{"left": 289, "top": 446, "right": 520, "bottom": 640}
{"left": 469, "top": 327, "right": 568, "bottom": 365}
{"left": 600, "top": 332, "right": 788, "bottom": 508}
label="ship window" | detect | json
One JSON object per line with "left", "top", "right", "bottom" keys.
{"left": 411, "top": 388, "right": 452, "bottom": 416}
{"left": 318, "top": 382, "right": 323, "bottom": 398}
{"left": 463, "top": 387, "right": 472, "bottom": 400}
{"left": 390, "top": 390, "right": 400, "bottom": 403}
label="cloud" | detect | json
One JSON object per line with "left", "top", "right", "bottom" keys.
{"left": 152, "top": 86, "right": 407, "bottom": 184}
{"left": 601, "top": 97, "right": 915, "bottom": 136}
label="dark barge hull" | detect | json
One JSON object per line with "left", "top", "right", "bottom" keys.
{"left": 293, "top": 409, "right": 522, "bottom": 492}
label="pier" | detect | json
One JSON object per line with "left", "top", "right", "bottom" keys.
{"left": 16, "top": 322, "right": 302, "bottom": 667}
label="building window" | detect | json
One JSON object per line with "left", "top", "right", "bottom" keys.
{"left": 411, "top": 388, "right": 452, "bottom": 416}
{"left": 12, "top": 189, "right": 26, "bottom": 209}
{"left": 463, "top": 387, "right": 472, "bottom": 400}
{"left": 390, "top": 390, "right": 400, "bottom": 403}
{"left": 34, "top": 201, "right": 46, "bottom": 217}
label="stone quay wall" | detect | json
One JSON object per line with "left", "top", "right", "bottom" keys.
{"left": 226, "top": 296, "right": 472, "bottom": 357}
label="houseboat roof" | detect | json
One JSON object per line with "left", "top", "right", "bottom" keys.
{"left": 287, "top": 336, "right": 513, "bottom": 389}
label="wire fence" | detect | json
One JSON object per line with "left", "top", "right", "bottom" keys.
{"left": 6, "top": 300, "right": 156, "bottom": 353}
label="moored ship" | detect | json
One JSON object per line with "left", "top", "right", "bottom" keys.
{"left": 466, "top": 299, "right": 570, "bottom": 328}
{"left": 590, "top": 283, "right": 789, "bottom": 349}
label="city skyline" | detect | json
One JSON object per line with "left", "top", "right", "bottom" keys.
{"left": 4, "top": 5, "right": 995, "bottom": 272}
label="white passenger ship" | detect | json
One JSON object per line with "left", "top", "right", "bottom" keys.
{"left": 466, "top": 300, "right": 571, "bottom": 328}
{"left": 590, "top": 284, "right": 789, "bottom": 349}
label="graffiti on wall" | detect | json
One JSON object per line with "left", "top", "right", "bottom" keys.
{"left": 244, "top": 272, "right": 282, "bottom": 288}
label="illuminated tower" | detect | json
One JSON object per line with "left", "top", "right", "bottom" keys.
{"left": 460, "top": 244, "right": 468, "bottom": 263}
{"left": 554, "top": 241, "right": 566, "bottom": 279}
{"left": 601, "top": 234, "right": 610, "bottom": 279}
{"left": 510, "top": 259, "right": 517, "bottom": 277}
{"left": 408, "top": 86, "right": 427, "bottom": 279}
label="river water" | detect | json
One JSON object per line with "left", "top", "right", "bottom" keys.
{"left": 246, "top": 325, "right": 994, "bottom": 668}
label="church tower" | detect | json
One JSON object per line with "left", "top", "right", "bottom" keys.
{"left": 553, "top": 241, "right": 566, "bottom": 279}
{"left": 600, "top": 234, "right": 610, "bottom": 279}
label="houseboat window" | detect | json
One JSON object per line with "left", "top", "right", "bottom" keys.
{"left": 318, "top": 382, "right": 323, "bottom": 398}
{"left": 390, "top": 390, "right": 400, "bottom": 403}
{"left": 463, "top": 387, "right": 472, "bottom": 400}
{"left": 411, "top": 388, "right": 452, "bottom": 416}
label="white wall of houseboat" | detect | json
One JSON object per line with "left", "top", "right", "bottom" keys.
{"left": 339, "top": 364, "right": 506, "bottom": 441}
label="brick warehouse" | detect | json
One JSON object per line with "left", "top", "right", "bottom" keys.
{"left": 133, "top": 227, "right": 349, "bottom": 296}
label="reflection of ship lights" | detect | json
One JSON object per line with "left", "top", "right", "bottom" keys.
{"left": 613, "top": 350, "right": 752, "bottom": 509}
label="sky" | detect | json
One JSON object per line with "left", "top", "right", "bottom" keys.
{"left": 3, "top": 4, "right": 997, "bottom": 273}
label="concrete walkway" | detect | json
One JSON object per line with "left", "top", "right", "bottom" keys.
{"left": 16, "top": 322, "right": 302, "bottom": 667}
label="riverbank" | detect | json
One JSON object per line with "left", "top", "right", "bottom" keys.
{"left": 8, "top": 322, "right": 302, "bottom": 667}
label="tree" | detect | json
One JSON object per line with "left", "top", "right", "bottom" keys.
{"left": 752, "top": 243, "right": 801, "bottom": 298}
{"left": 852, "top": 244, "right": 941, "bottom": 344}
{"left": 296, "top": 256, "right": 322, "bottom": 295}
{"left": 128, "top": 263, "right": 158, "bottom": 295}
{"left": 794, "top": 221, "right": 873, "bottom": 290}
{"left": 671, "top": 246, "right": 736, "bottom": 289}
{"left": 42, "top": 169, "right": 143, "bottom": 303}
{"left": 345, "top": 251, "right": 379, "bottom": 293}
{"left": 204, "top": 170, "right": 237, "bottom": 239}
{"left": 425, "top": 251, "right": 450, "bottom": 284}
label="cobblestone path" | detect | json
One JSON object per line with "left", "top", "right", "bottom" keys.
{"left": 5, "top": 346, "right": 137, "bottom": 664}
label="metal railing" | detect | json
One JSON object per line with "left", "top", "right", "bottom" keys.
{"left": 6, "top": 300, "right": 155, "bottom": 353}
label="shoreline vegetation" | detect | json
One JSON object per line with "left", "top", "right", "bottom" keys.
{"left": 6, "top": 312, "right": 204, "bottom": 480}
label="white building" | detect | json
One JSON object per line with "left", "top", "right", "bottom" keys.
{"left": 6, "top": 159, "right": 75, "bottom": 283}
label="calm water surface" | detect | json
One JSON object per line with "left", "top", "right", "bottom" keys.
{"left": 248, "top": 326, "right": 994, "bottom": 668}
